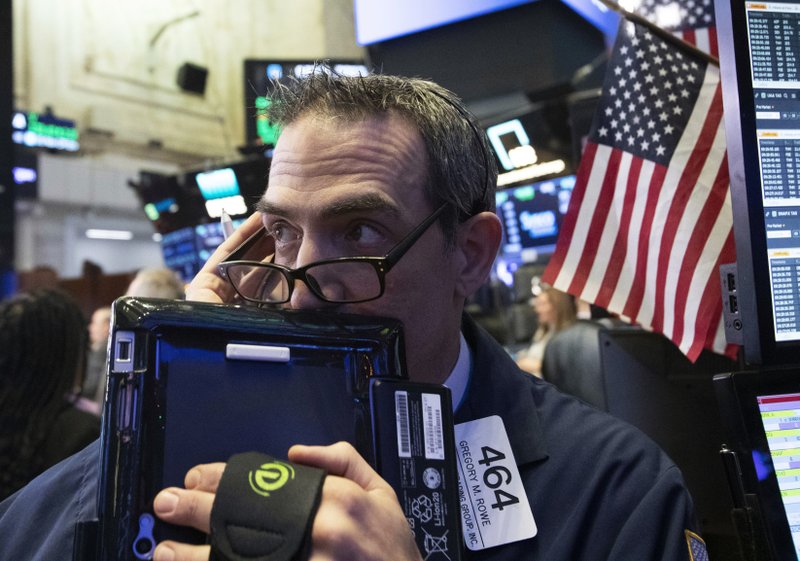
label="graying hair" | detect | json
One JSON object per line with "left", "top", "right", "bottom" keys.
{"left": 267, "top": 68, "right": 498, "bottom": 245}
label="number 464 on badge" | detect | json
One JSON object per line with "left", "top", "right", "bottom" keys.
{"left": 454, "top": 416, "right": 537, "bottom": 551}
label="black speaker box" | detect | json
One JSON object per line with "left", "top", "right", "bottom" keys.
{"left": 176, "top": 62, "right": 208, "bottom": 96}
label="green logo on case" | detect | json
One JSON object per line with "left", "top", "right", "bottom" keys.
{"left": 248, "top": 461, "right": 295, "bottom": 497}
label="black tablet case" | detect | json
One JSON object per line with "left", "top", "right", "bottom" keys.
{"left": 93, "top": 297, "right": 460, "bottom": 561}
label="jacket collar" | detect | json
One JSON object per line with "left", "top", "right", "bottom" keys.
{"left": 456, "top": 314, "right": 549, "bottom": 466}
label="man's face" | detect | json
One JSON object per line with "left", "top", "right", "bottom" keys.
{"left": 261, "top": 113, "right": 464, "bottom": 383}
{"left": 89, "top": 307, "right": 111, "bottom": 349}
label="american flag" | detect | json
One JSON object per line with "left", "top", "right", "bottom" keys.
{"left": 542, "top": 0, "right": 737, "bottom": 361}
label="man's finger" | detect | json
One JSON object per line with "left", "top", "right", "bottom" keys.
{"left": 185, "top": 271, "right": 236, "bottom": 304}
{"left": 288, "top": 442, "right": 391, "bottom": 493}
{"left": 153, "top": 541, "right": 210, "bottom": 561}
{"left": 153, "top": 488, "right": 215, "bottom": 533}
{"left": 185, "top": 212, "right": 265, "bottom": 303}
{"left": 185, "top": 462, "right": 226, "bottom": 492}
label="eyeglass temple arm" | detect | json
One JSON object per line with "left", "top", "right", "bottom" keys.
{"left": 222, "top": 226, "right": 268, "bottom": 262}
{"left": 383, "top": 204, "right": 446, "bottom": 269}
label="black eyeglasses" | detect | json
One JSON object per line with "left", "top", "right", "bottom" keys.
{"left": 218, "top": 203, "right": 446, "bottom": 305}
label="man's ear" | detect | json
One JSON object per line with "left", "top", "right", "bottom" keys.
{"left": 453, "top": 211, "right": 503, "bottom": 298}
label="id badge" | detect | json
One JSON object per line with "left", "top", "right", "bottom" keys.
{"left": 454, "top": 415, "right": 537, "bottom": 550}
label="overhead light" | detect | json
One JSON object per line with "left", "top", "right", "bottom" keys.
{"left": 152, "top": 233, "right": 163, "bottom": 242}
{"left": 497, "top": 159, "right": 567, "bottom": 187}
{"left": 86, "top": 228, "right": 134, "bottom": 240}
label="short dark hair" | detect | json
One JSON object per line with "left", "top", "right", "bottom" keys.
{"left": 267, "top": 68, "right": 498, "bottom": 245}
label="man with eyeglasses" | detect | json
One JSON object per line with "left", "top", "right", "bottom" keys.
{"left": 0, "top": 71, "right": 704, "bottom": 561}
{"left": 149, "top": 72, "right": 705, "bottom": 561}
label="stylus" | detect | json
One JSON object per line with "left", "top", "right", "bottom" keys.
{"left": 221, "top": 210, "right": 234, "bottom": 240}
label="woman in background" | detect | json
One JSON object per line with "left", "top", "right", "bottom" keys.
{"left": 516, "top": 285, "right": 577, "bottom": 377}
{"left": 0, "top": 288, "right": 100, "bottom": 500}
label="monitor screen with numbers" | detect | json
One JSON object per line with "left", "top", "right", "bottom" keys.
{"left": 717, "top": 0, "right": 800, "bottom": 364}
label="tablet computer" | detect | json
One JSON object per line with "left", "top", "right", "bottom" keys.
{"left": 96, "top": 297, "right": 407, "bottom": 561}
{"left": 715, "top": 368, "right": 800, "bottom": 560}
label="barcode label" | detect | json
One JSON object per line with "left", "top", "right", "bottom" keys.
{"left": 395, "top": 390, "right": 411, "bottom": 458}
{"left": 422, "top": 393, "right": 445, "bottom": 460}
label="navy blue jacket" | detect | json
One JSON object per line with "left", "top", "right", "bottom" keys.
{"left": 0, "top": 316, "right": 701, "bottom": 560}
{"left": 456, "top": 316, "right": 700, "bottom": 560}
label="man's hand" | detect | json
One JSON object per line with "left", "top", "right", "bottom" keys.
{"left": 153, "top": 442, "right": 423, "bottom": 561}
{"left": 185, "top": 212, "right": 267, "bottom": 304}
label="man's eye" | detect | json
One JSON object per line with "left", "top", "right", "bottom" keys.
{"left": 268, "top": 223, "right": 301, "bottom": 244}
{"left": 345, "top": 224, "right": 385, "bottom": 247}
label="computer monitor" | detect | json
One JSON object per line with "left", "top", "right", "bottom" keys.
{"left": 132, "top": 172, "right": 207, "bottom": 235}
{"left": 161, "top": 226, "right": 200, "bottom": 282}
{"left": 193, "top": 167, "right": 248, "bottom": 219}
{"left": 242, "top": 60, "right": 370, "bottom": 147}
{"left": 715, "top": 368, "right": 800, "bottom": 560}
{"left": 494, "top": 175, "right": 575, "bottom": 283}
{"left": 717, "top": 0, "right": 800, "bottom": 365}
{"left": 161, "top": 220, "right": 246, "bottom": 282}
{"left": 195, "top": 219, "right": 244, "bottom": 265}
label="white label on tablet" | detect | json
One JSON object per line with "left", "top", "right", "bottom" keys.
{"left": 422, "top": 393, "right": 445, "bottom": 460}
{"left": 395, "top": 391, "right": 411, "bottom": 458}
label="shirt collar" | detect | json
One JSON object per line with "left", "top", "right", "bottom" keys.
{"left": 455, "top": 314, "right": 549, "bottom": 466}
{"left": 443, "top": 332, "right": 471, "bottom": 413}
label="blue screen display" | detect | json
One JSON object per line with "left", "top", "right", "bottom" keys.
{"left": 195, "top": 168, "right": 240, "bottom": 201}
{"left": 495, "top": 175, "right": 575, "bottom": 265}
{"left": 161, "top": 227, "right": 200, "bottom": 282}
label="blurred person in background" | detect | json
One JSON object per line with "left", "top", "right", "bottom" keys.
{"left": 516, "top": 284, "right": 577, "bottom": 377}
{"left": 126, "top": 267, "right": 186, "bottom": 299}
{"left": 0, "top": 288, "right": 100, "bottom": 500}
{"left": 80, "top": 306, "right": 112, "bottom": 413}
{"left": 78, "top": 267, "right": 185, "bottom": 414}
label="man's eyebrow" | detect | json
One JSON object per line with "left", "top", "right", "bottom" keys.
{"left": 256, "top": 193, "right": 402, "bottom": 219}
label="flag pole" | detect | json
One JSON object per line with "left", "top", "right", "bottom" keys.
{"left": 596, "top": 0, "right": 720, "bottom": 67}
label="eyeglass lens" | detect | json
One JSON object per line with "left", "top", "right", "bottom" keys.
{"left": 225, "top": 261, "right": 383, "bottom": 303}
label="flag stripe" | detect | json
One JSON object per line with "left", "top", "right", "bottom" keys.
{"left": 544, "top": 142, "right": 599, "bottom": 284}
{"left": 671, "top": 155, "right": 730, "bottom": 346}
{"left": 680, "top": 192, "right": 734, "bottom": 358}
{"left": 591, "top": 157, "right": 643, "bottom": 307}
{"left": 640, "top": 65, "right": 722, "bottom": 332}
{"left": 661, "top": 85, "right": 727, "bottom": 339}
{"left": 676, "top": 182, "right": 733, "bottom": 357}
{"left": 553, "top": 146, "right": 619, "bottom": 289}
{"left": 708, "top": 28, "right": 719, "bottom": 58}
{"left": 606, "top": 160, "right": 659, "bottom": 312}
{"left": 570, "top": 152, "right": 631, "bottom": 297}
{"left": 620, "top": 163, "right": 668, "bottom": 319}
{"left": 683, "top": 29, "right": 697, "bottom": 50}
{"left": 687, "top": 229, "right": 736, "bottom": 359}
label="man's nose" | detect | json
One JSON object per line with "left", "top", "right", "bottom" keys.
{"left": 286, "top": 239, "right": 338, "bottom": 311}
{"left": 288, "top": 278, "right": 336, "bottom": 310}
